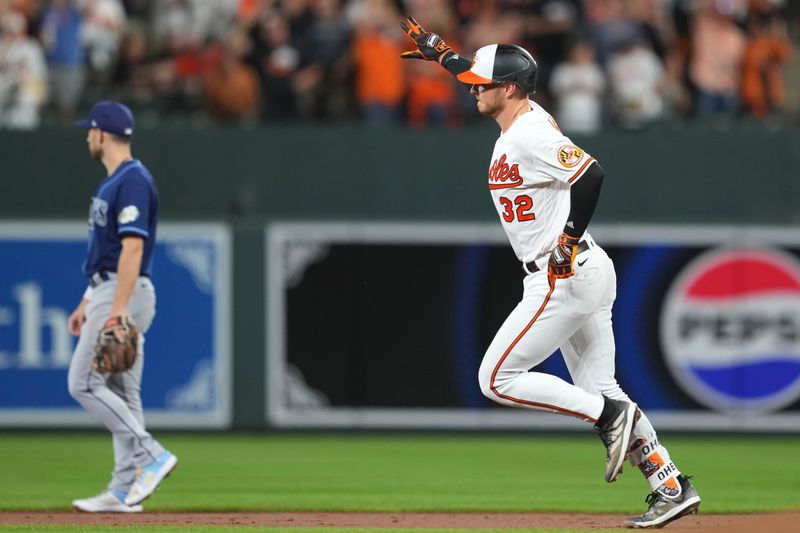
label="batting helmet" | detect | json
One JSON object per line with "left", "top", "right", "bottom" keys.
{"left": 456, "top": 44, "right": 539, "bottom": 95}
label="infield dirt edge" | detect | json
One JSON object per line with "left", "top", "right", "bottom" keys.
{"left": 1, "top": 511, "right": 799, "bottom": 531}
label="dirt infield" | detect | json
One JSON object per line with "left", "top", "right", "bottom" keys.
{"left": 0, "top": 511, "right": 798, "bottom": 530}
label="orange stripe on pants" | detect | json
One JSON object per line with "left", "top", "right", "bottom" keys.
{"left": 488, "top": 278, "right": 596, "bottom": 422}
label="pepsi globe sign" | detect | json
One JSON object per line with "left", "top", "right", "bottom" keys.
{"left": 661, "top": 248, "right": 800, "bottom": 413}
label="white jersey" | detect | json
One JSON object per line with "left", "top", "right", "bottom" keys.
{"left": 487, "top": 100, "right": 596, "bottom": 264}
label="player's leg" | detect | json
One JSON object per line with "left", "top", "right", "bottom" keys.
{"left": 118, "top": 278, "right": 178, "bottom": 506}
{"left": 67, "top": 282, "right": 166, "bottom": 468}
{"left": 67, "top": 285, "right": 161, "bottom": 512}
{"left": 560, "top": 249, "right": 700, "bottom": 526}
{"left": 477, "top": 271, "right": 605, "bottom": 422}
{"left": 560, "top": 306, "right": 629, "bottom": 403}
{"left": 560, "top": 250, "right": 684, "bottom": 491}
{"left": 105, "top": 284, "right": 155, "bottom": 495}
{"left": 106, "top": 353, "right": 145, "bottom": 495}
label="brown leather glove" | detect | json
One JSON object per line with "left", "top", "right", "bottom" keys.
{"left": 92, "top": 315, "right": 139, "bottom": 373}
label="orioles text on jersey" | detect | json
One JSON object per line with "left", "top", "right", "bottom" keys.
{"left": 488, "top": 154, "right": 523, "bottom": 189}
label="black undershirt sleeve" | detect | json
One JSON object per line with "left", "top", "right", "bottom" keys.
{"left": 442, "top": 54, "right": 472, "bottom": 83}
{"left": 564, "top": 161, "right": 605, "bottom": 239}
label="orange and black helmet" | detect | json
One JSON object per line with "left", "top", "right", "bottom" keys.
{"left": 457, "top": 44, "right": 539, "bottom": 95}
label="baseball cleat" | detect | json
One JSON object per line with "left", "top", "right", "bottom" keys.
{"left": 124, "top": 450, "right": 178, "bottom": 506}
{"left": 624, "top": 474, "right": 701, "bottom": 529}
{"left": 594, "top": 397, "right": 639, "bottom": 483}
{"left": 72, "top": 490, "right": 143, "bottom": 513}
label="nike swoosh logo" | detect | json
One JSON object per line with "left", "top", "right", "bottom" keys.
{"left": 577, "top": 258, "right": 588, "bottom": 267}
{"left": 607, "top": 412, "right": 626, "bottom": 454}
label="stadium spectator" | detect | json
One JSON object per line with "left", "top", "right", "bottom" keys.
{"left": 151, "top": 0, "right": 237, "bottom": 53}
{"left": 621, "top": 0, "right": 673, "bottom": 61}
{"left": 294, "top": 0, "right": 353, "bottom": 120}
{"left": 584, "top": 0, "right": 648, "bottom": 67}
{"left": 0, "top": 10, "right": 47, "bottom": 129}
{"left": 0, "top": 0, "right": 796, "bottom": 129}
{"left": 283, "top": 0, "right": 315, "bottom": 38}
{"left": 81, "top": 0, "right": 127, "bottom": 88}
{"left": 403, "top": 0, "right": 461, "bottom": 126}
{"left": 40, "top": 0, "right": 85, "bottom": 124}
{"left": 203, "top": 28, "right": 261, "bottom": 122}
{"left": 460, "top": 0, "right": 522, "bottom": 54}
{"left": 607, "top": 35, "right": 665, "bottom": 129}
{"left": 549, "top": 40, "right": 605, "bottom": 134}
{"left": 110, "top": 21, "right": 151, "bottom": 103}
{"left": 689, "top": 0, "right": 747, "bottom": 115}
{"left": 5, "top": 0, "right": 40, "bottom": 28}
{"left": 519, "top": 0, "right": 580, "bottom": 107}
{"left": 740, "top": 5, "right": 792, "bottom": 119}
{"left": 349, "top": 0, "right": 406, "bottom": 125}
{"left": 405, "top": 57, "right": 458, "bottom": 127}
{"left": 247, "top": 10, "right": 302, "bottom": 120}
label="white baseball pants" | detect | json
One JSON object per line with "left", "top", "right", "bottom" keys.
{"left": 478, "top": 241, "right": 632, "bottom": 422}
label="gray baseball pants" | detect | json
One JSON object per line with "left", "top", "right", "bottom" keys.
{"left": 67, "top": 276, "right": 165, "bottom": 494}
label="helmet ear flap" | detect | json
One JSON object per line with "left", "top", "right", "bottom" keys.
{"left": 528, "top": 66, "right": 538, "bottom": 96}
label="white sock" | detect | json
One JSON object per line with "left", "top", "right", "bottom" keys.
{"left": 629, "top": 412, "right": 682, "bottom": 498}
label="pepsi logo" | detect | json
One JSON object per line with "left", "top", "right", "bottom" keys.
{"left": 660, "top": 248, "right": 800, "bottom": 413}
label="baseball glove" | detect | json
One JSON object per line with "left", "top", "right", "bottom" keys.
{"left": 92, "top": 315, "right": 139, "bottom": 373}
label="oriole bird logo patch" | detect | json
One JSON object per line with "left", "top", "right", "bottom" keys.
{"left": 557, "top": 145, "right": 584, "bottom": 168}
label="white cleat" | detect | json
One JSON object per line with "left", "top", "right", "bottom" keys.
{"left": 125, "top": 450, "right": 178, "bottom": 506}
{"left": 72, "top": 491, "right": 143, "bottom": 513}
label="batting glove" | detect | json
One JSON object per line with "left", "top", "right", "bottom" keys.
{"left": 399, "top": 16, "right": 454, "bottom": 64}
{"left": 548, "top": 232, "right": 581, "bottom": 280}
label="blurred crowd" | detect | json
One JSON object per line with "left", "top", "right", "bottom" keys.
{"left": 0, "top": 0, "right": 796, "bottom": 132}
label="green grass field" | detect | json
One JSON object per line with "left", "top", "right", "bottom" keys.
{"left": 1, "top": 432, "right": 798, "bottom": 514}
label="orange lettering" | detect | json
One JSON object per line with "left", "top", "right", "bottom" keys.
{"left": 488, "top": 154, "right": 523, "bottom": 189}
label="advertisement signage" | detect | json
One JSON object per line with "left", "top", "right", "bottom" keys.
{"left": 0, "top": 222, "right": 231, "bottom": 428}
{"left": 266, "top": 223, "right": 800, "bottom": 432}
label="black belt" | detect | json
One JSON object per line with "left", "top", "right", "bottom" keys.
{"left": 89, "top": 271, "right": 149, "bottom": 287}
{"left": 525, "top": 240, "right": 591, "bottom": 273}
{"left": 89, "top": 271, "right": 113, "bottom": 288}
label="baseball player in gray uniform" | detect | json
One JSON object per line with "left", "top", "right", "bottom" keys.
{"left": 67, "top": 101, "right": 177, "bottom": 512}
{"left": 400, "top": 18, "right": 701, "bottom": 529}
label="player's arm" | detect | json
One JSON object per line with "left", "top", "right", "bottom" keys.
{"left": 110, "top": 235, "right": 144, "bottom": 317}
{"left": 68, "top": 293, "right": 91, "bottom": 336}
{"left": 399, "top": 17, "right": 472, "bottom": 79}
{"left": 565, "top": 162, "right": 604, "bottom": 240}
{"left": 109, "top": 173, "right": 152, "bottom": 324}
{"left": 548, "top": 162, "right": 605, "bottom": 279}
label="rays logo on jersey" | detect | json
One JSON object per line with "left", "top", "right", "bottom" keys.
{"left": 118, "top": 205, "right": 140, "bottom": 224}
{"left": 660, "top": 248, "right": 800, "bottom": 413}
{"left": 89, "top": 197, "right": 108, "bottom": 228}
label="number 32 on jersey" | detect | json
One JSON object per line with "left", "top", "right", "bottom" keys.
{"left": 498, "top": 194, "right": 535, "bottom": 223}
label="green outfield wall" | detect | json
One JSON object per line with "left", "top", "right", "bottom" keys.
{"left": 1, "top": 125, "right": 798, "bottom": 223}
{"left": 2, "top": 126, "right": 798, "bottom": 429}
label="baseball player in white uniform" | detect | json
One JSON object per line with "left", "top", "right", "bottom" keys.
{"left": 400, "top": 18, "right": 701, "bottom": 529}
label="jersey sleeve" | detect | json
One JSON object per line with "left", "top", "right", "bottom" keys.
{"left": 532, "top": 129, "right": 596, "bottom": 186}
{"left": 114, "top": 173, "right": 152, "bottom": 238}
